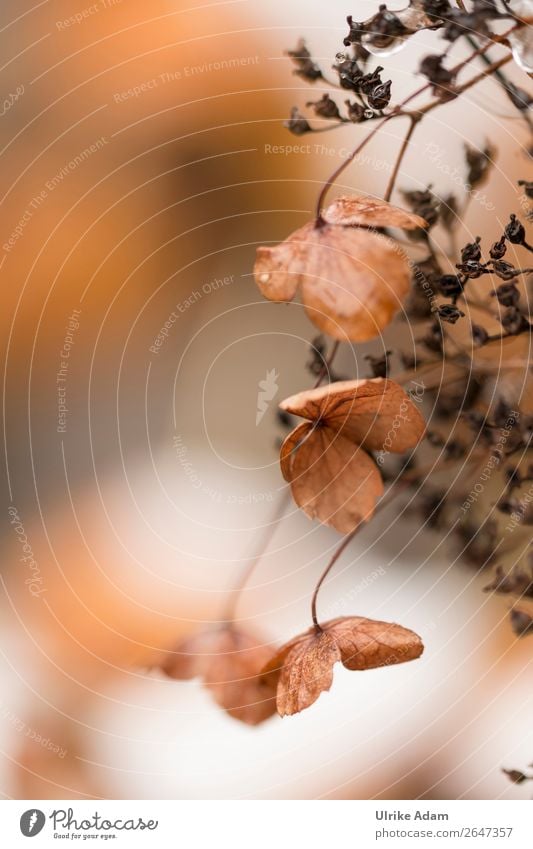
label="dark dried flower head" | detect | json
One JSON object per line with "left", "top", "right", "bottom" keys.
{"left": 254, "top": 201, "right": 427, "bottom": 341}
{"left": 500, "top": 306, "right": 529, "bottom": 335}
{"left": 509, "top": 608, "right": 533, "bottom": 638}
{"left": 365, "top": 350, "right": 392, "bottom": 378}
{"left": 490, "top": 237, "right": 507, "bottom": 260}
{"left": 436, "top": 304, "right": 464, "bottom": 324}
{"left": 502, "top": 768, "right": 531, "bottom": 784}
{"left": 471, "top": 324, "right": 489, "bottom": 347}
{"left": 284, "top": 106, "right": 312, "bottom": 136}
{"left": 504, "top": 214, "right": 526, "bottom": 246}
{"left": 261, "top": 616, "right": 424, "bottom": 716}
{"left": 437, "top": 274, "right": 463, "bottom": 297}
{"left": 279, "top": 378, "right": 425, "bottom": 532}
{"left": 461, "top": 236, "right": 482, "bottom": 263}
{"left": 464, "top": 142, "right": 495, "bottom": 189}
{"left": 287, "top": 39, "right": 323, "bottom": 82}
{"left": 306, "top": 93, "right": 342, "bottom": 120}
{"left": 161, "top": 626, "right": 277, "bottom": 725}
{"left": 492, "top": 283, "right": 520, "bottom": 308}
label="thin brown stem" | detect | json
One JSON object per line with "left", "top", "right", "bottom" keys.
{"left": 310, "top": 481, "right": 407, "bottom": 630}
{"left": 313, "top": 339, "right": 340, "bottom": 388}
{"left": 224, "top": 490, "right": 291, "bottom": 623}
{"left": 384, "top": 115, "right": 420, "bottom": 203}
{"left": 226, "top": 338, "right": 342, "bottom": 623}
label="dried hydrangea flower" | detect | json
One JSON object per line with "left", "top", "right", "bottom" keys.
{"left": 254, "top": 197, "right": 427, "bottom": 341}
{"left": 279, "top": 378, "right": 426, "bottom": 533}
{"left": 261, "top": 616, "right": 424, "bottom": 716}
{"left": 161, "top": 626, "right": 276, "bottom": 725}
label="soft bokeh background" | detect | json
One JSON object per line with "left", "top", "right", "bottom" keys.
{"left": 0, "top": 0, "right": 531, "bottom": 799}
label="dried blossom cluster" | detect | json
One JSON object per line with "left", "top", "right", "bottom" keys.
{"left": 158, "top": 1, "right": 533, "bottom": 734}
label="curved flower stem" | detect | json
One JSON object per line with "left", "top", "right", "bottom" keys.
{"left": 383, "top": 115, "right": 420, "bottom": 203}
{"left": 311, "top": 526, "right": 360, "bottom": 631}
{"left": 223, "top": 489, "right": 291, "bottom": 624}
{"left": 313, "top": 339, "right": 340, "bottom": 388}
{"left": 225, "top": 338, "right": 342, "bottom": 624}
{"left": 311, "top": 482, "right": 406, "bottom": 631}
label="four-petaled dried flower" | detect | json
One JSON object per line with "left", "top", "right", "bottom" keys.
{"left": 279, "top": 378, "right": 425, "bottom": 533}
{"left": 254, "top": 195, "right": 427, "bottom": 341}
{"left": 261, "top": 616, "right": 424, "bottom": 716}
{"left": 161, "top": 626, "right": 276, "bottom": 725}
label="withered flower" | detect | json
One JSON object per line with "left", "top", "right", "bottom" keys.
{"left": 279, "top": 378, "right": 426, "bottom": 533}
{"left": 161, "top": 626, "right": 276, "bottom": 725}
{"left": 261, "top": 616, "right": 424, "bottom": 716}
{"left": 254, "top": 196, "right": 427, "bottom": 341}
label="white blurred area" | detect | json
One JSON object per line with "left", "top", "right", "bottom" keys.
{"left": 0, "top": 0, "right": 531, "bottom": 800}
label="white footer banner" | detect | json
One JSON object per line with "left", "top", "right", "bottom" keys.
{"left": 0, "top": 800, "right": 530, "bottom": 847}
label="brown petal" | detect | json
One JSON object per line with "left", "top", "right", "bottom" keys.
{"left": 327, "top": 616, "right": 424, "bottom": 670}
{"left": 287, "top": 425, "right": 383, "bottom": 533}
{"left": 280, "top": 378, "right": 425, "bottom": 454}
{"left": 280, "top": 421, "right": 313, "bottom": 482}
{"left": 254, "top": 244, "right": 300, "bottom": 302}
{"left": 262, "top": 630, "right": 340, "bottom": 716}
{"left": 322, "top": 194, "right": 428, "bottom": 230}
{"left": 255, "top": 222, "right": 411, "bottom": 342}
{"left": 162, "top": 627, "right": 277, "bottom": 726}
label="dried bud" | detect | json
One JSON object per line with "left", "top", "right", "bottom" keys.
{"left": 284, "top": 106, "right": 312, "bottom": 135}
{"left": 500, "top": 306, "right": 529, "bottom": 335}
{"left": 492, "top": 260, "right": 520, "bottom": 281}
{"left": 419, "top": 54, "right": 455, "bottom": 98}
{"left": 490, "top": 237, "right": 507, "bottom": 259}
{"left": 505, "top": 213, "right": 526, "bottom": 245}
{"left": 471, "top": 324, "right": 489, "bottom": 347}
{"left": 509, "top": 608, "right": 533, "bottom": 638}
{"left": 365, "top": 350, "right": 392, "bottom": 378}
{"left": 437, "top": 274, "right": 463, "bottom": 297}
{"left": 436, "top": 304, "right": 464, "bottom": 324}
{"left": 367, "top": 80, "right": 392, "bottom": 110}
{"left": 491, "top": 283, "right": 520, "bottom": 307}
{"left": 461, "top": 236, "right": 482, "bottom": 263}
{"left": 306, "top": 93, "right": 342, "bottom": 120}
{"left": 345, "top": 99, "right": 367, "bottom": 122}
{"left": 464, "top": 142, "right": 495, "bottom": 189}
{"left": 287, "top": 39, "right": 323, "bottom": 82}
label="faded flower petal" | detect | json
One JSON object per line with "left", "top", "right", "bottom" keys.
{"left": 254, "top": 221, "right": 411, "bottom": 341}
{"left": 328, "top": 616, "right": 424, "bottom": 670}
{"left": 284, "top": 425, "right": 383, "bottom": 533}
{"left": 262, "top": 630, "right": 340, "bottom": 716}
{"left": 280, "top": 421, "right": 313, "bottom": 482}
{"left": 322, "top": 194, "right": 428, "bottom": 230}
{"left": 280, "top": 378, "right": 426, "bottom": 453}
{"left": 162, "top": 627, "right": 277, "bottom": 725}
{"left": 262, "top": 616, "right": 423, "bottom": 716}
{"left": 254, "top": 244, "right": 300, "bottom": 302}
